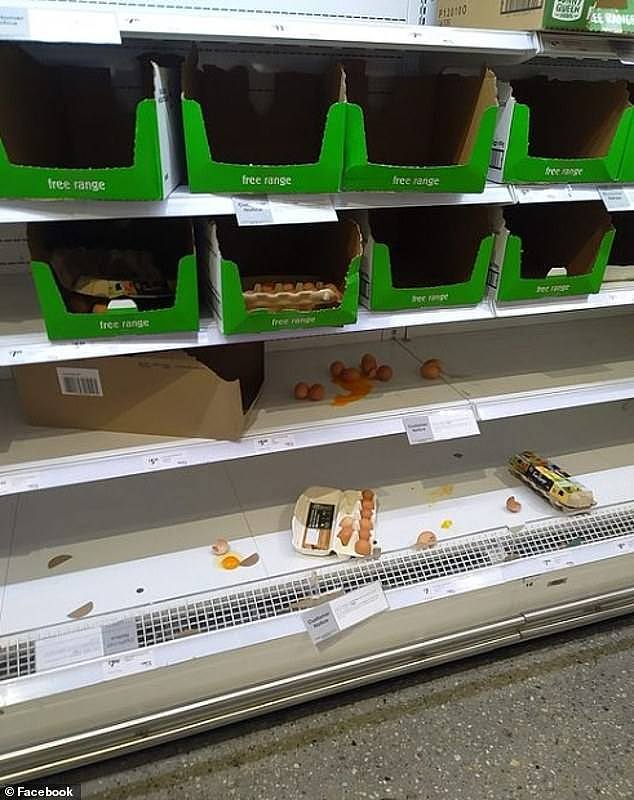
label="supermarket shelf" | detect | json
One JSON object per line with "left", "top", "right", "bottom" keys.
{"left": 0, "top": 184, "right": 515, "bottom": 225}
{"left": 3, "top": 315, "right": 634, "bottom": 494}
{"left": 493, "top": 282, "right": 634, "bottom": 318}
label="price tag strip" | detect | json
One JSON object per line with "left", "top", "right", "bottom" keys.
{"left": 302, "top": 582, "right": 388, "bottom": 646}
{"left": 0, "top": 6, "right": 121, "bottom": 43}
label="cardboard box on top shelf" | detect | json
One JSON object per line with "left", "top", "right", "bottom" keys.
{"left": 13, "top": 343, "right": 264, "bottom": 440}
{"left": 0, "top": 46, "right": 183, "bottom": 201}
{"left": 343, "top": 65, "right": 498, "bottom": 193}
{"left": 490, "top": 77, "right": 632, "bottom": 184}
{"left": 603, "top": 211, "right": 634, "bottom": 282}
{"left": 361, "top": 205, "right": 494, "bottom": 310}
{"left": 198, "top": 218, "right": 362, "bottom": 335}
{"left": 28, "top": 218, "right": 199, "bottom": 341}
{"left": 181, "top": 48, "right": 346, "bottom": 194}
{"left": 488, "top": 202, "right": 615, "bottom": 302}
{"left": 432, "top": 0, "right": 634, "bottom": 35}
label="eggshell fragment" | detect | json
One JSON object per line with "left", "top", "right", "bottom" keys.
{"left": 212, "top": 538, "right": 230, "bottom": 555}
{"left": 506, "top": 496, "right": 522, "bottom": 513}
{"left": 294, "top": 382, "right": 310, "bottom": 400}
{"left": 416, "top": 531, "right": 437, "bottom": 549}
{"left": 308, "top": 384, "right": 325, "bottom": 401}
{"left": 376, "top": 365, "right": 393, "bottom": 382}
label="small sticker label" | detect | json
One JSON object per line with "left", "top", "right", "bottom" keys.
{"left": 35, "top": 628, "right": 104, "bottom": 672}
{"left": 102, "top": 618, "right": 138, "bottom": 655}
{"left": 103, "top": 651, "right": 154, "bottom": 678}
{"left": 599, "top": 187, "right": 632, "bottom": 212}
{"left": 144, "top": 451, "right": 189, "bottom": 471}
{"left": 303, "top": 583, "right": 388, "bottom": 646}
{"left": 57, "top": 367, "right": 103, "bottom": 397}
{"left": 233, "top": 195, "right": 337, "bottom": 227}
{"left": 404, "top": 408, "right": 480, "bottom": 446}
{"left": 0, "top": 6, "right": 28, "bottom": 39}
{"left": 253, "top": 434, "right": 296, "bottom": 453}
{"left": 233, "top": 197, "right": 275, "bottom": 226}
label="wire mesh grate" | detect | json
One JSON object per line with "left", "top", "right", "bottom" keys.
{"left": 2, "top": 502, "right": 634, "bottom": 681}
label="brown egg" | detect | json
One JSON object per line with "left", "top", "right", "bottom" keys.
{"left": 308, "top": 384, "right": 325, "bottom": 401}
{"left": 359, "top": 518, "right": 373, "bottom": 533}
{"left": 330, "top": 360, "right": 345, "bottom": 378}
{"left": 355, "top": 539, "right": 372, "bottom": 556}
{"left": 283, "top": 282, "right": 295, "bottom": 292}
{"left": 294, "top": 382, "right": 310, "bottom": 400}
{"left": 361, "top": 353, "right": 378, "bottom": 375}
{"left": 91, "top": 303, "right": 108, "bottom": 314}
{"left": 362, "top": 499, "right": 374, "bottom": 512}
{"left": 338, "top": 528, "right": 353, "bottom": 546}
{"left": 361, "top": 508, "right": 373, "bottom": 520}
{"left": 416, "top": 531, "right": 437, "bottom": 549}
{"left": 420, "top": 360, "right": 443, "bottom": 380}
{"left": 358, "top": 528, "right": 371, "bottom": 541}
{"left": 261, "top": 283, "right": 274, "bottom": 293}
{"left": 362, "top": 489, "right": 374, "bottom": 501}
{"left": 376, "top": 365, "right": 393, "bottom": 382}
{"left": 341, "top": 367, "right": 362, "bottom": 383}
{"left": 304, "top": 282, "right": 315, "bottom": 290}
{"left": 506, "top": 496, "right": 522, "bottom": 513}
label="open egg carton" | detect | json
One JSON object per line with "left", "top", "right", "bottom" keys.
{"left": 242, "top": 275, "right": 343, "bottom": 312}
{"left": 292, "top": 486, "right": 378, "bottom": 560}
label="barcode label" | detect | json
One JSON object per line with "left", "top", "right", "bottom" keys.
{"left": 500, "top": 0, "right": 543, "bottom": 13}
{"left": 57, "top": 367, "right": 103, "bottom": 397}
{"left": 490, "top": 147, "right": 505, "bottom": 170}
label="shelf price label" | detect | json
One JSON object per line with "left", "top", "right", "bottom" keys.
{"left": 403, "top": 407, "right": 480, "bottom": 446}
{"left": 303, "top": 583, "right": 387, "bottom": 646}
{"left": 143, "top": 451, "right": 189, "bottom": 471}
{"left": 514, "top": 184, "right": 574, "bottom": 204}
{"left": 253, "top": 434, "right": 296, "bottom": 453}
{"left": 598, "top": 187, "right": 633, "bottom": 212}
{"left": 233, "top": 195, "right": 337, "bottom": 226}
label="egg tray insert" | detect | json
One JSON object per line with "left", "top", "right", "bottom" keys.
{"left": 242, "top": 278, "right": 343, "bottom": 312}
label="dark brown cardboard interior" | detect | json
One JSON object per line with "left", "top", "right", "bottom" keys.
{"left": 183, "top": 51, "right": 341, "bottom": 165}
{"left": 345, "top": 65, "right": 496, "bottom": 167}
{"left": 368, "top": 205, "right": 492, "bottom": 287}
{"left": 190, "top": 342, "right": 264, "bottom": 412}
{"left": 214, "top": 219, "right": 361, "bottom": 290}
{"left": 504, "top": 202, "right": 613, "bottom": 279}
{"left": 0, "top": 45, "right": 136, "bottom": 168}
{"left": 510, "top": 77, "right": 631, "bottom": 159}
{"left": 28, "top": 218, "right": 193, "bottom": 310}
{"left": 607, "top": 212, "right": 634, "bottom": 267}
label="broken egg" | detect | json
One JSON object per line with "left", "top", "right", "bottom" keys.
{"left": 341, "top": 367, "right": 362, "bottom": 383}
{"left": 441, "top": 520, "right": 453, "bottom": 530}
{"left": 220, "top": 554, "right": 241, "bottom": 570}
{"left": 211, "top": 538, "right": 230, "bottom": 556}
{"left": 416, "top": 531, "right": 437, "bottom": 549}
{"left": 506, "top": 496, "right": 522, "bottom": 513}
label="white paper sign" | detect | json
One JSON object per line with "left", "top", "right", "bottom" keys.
{"left": 303, "top": 582, "right": 388, "bottom": 646}
{"left": 598, "top": 187, "right": 633, "bottom": 212}
{"left": 0, "top": 7, "right": 28, "bottom": 39}
{"left": 403, "top": 407, "right": 480, "bottom": 445}
{"left": 35, "top": 628, "right": 104, "bottom": 672}
{"left": 514, "top": 185, "right": 574, "bottom": 204}
{"left": 233, "top": 195, "right": 337, "bottom": 226}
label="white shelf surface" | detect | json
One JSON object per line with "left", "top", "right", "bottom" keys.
{"left": 0, "top": 184, "right": 515, "bottom": 225}
{"left": 1, "top": 442, "right": 633, "bottom": 707}
{"left": 2, "top": 315, "right": 634, "bottom": 495}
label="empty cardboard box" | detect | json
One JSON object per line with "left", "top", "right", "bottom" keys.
{"left": 13, "top": 344, "right": 264, "bottom": 440}
{"left": 489, "top": 202, "right": 615, "bottom": 302}
{"left": 603, "top": 211, "right": 634, "bottom": 282}
{"left": 490, "top": 77, "right": 633, "bottom": 184}
{"left": 343, "top": 65, "right": 498, "bottom": 193}
{"left": 198, "top": 218, "right": 362, "bottom": 335}
{"left": 182, "top": 50, "right": 346, "bottom": 194}
{"left": 362, "top": 205, "right": 494, "bottom": 310}
{"left": 0, "top": 45, "right": 182, "bottom": 201}
{"left": 432, "top": 0, "right": 634, "bottom": 36}
{"left": 28, "top": 218, "right": 199, "bottom": 341}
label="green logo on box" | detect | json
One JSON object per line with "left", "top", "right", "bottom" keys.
{"left": 552, "top": 0, "right": 585, "bottom": 21}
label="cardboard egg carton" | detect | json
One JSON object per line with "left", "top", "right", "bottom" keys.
{"left": 242, "top": 276, "right": 343, "bottom": 312}
{"left": 292, "top": 486, "right": 378, "bottom": 559}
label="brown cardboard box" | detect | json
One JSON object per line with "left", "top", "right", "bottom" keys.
{"left": 13, "top": 344, "right": 264, "bottom": 440}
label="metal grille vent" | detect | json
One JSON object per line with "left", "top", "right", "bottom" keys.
{"left": 2, "top": 502, "right": 633, "bottom": 682}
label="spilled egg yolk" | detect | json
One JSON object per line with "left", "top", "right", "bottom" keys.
{"left": 221, "top": 554, "right": 241, "bottom": 570}
{"left": 331, "top": 374, "right": 374, "bottom": 407}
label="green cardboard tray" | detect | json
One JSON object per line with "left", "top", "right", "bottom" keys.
{"left": 31, "top": 255, "right": 199, "bottom": 341}
{"left": 363, "top": 236, "right": 493, "bottom": 311}
{"left": 500, "top": 102, "right": 633, "bottom": 184}
{"left": 0, "top": 100, "right": 168, "bottom": 201}
{"left": 182, "top": 98, "right": 346, "bottom": 194}
{"left": 342, "top": 104, "right": 498, "bottom": 193}
{"left": 492, "top": 231, "right": 615, "bottom": 303}
{"left": 214, "top": 256, "right": 360, "bottom": 335}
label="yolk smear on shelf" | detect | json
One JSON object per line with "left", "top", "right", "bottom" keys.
{"left": 331, "top": 375, "right": 374, "bottom": 406}
{"left": 428, "top": 484, "right": 455, "bottom": 503}
{"left": 220, "top": 554, "right": 241, "bottom": 570}
{"left": 441, "top": 519, "right": 453, "bottom": 530}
